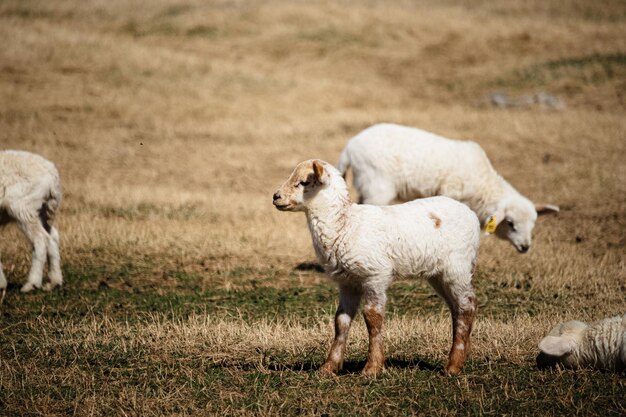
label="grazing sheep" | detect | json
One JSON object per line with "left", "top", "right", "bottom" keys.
{"left": 273, "top": 159, "right": 480, "bottom": 376}
{"left": 537, "top": 314, "right": 626, "bottom": 372}
{"left": 337, "top": 123, "right": 559, "bottom": 253}
{"left": 0, "top": 150, "right": 62, "bottom": 293}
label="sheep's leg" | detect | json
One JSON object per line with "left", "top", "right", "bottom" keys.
{"left": 43, "top": 225, "right": 62, "bottom": 291}
{"left": 620, "top": 330, "right": 626, "bottom": 366}
{"left": 445, "top": 296, "right": 476, "bottom": 375}
{"left": 359, "top": 177, "right": 397, "bottom": 205}
{"left": 362, "top": 296, "right": 386, "bottom": 376}
{"left": 0, "top": 254, "right": 6, "bottom": 290}
{"left": 444, "top": 286, "right": 476, "bottom": 375}
{"left": 0, "top": 255, "right": 5, "bottom": 303}
{"left": 428, "top": 274, "right": 477, "bottom": 375}
{"left": 19, "top": 220, "right": 48, "bottom": 293}
{"left": 319, "top": 287, "right": 361, "bottom": 375}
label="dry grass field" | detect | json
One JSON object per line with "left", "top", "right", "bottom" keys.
{"left": 1, "top": 0, "right": 625, "bottom": 415}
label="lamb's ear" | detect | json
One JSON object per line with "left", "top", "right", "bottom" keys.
{"left": 535, "top": 204, "right": 560, "bottom": 215}
{"left": 538, "top": 335, "right": 576, "bottom": 357}
{"left": 312, "top": 160, "right": 327, "bottom": 184}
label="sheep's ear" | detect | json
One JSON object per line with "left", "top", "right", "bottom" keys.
{"left": 312, "top": 160, "right": 327, "bottom": 184}
{"left": 535, "top": 204, "right": 560, "bottom": 215}
{"left": 538, "top": 335, "right": 576, "bottom": 357}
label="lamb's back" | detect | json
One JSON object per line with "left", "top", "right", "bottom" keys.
{"left": 347, "top": 124, "right": 496, "bottom": 200}
{"left": 0, "top": 151, "right": 60, "bottom": 205}
{"left": 584, "top": 314, "right": 626, "bottom": 370}
{"left": 342, "top": 196, "right": 479, "bottom": 278}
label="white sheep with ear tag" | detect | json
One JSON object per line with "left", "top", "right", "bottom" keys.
{"left": 337, "top": 123, "right": 559, "bottom": 253}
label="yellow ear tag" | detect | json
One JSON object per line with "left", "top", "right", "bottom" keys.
{"left": 484, "top": 215, "right": 497, "bottom": 234}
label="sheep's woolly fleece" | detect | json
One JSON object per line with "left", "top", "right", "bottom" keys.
{"left": 538, "top": 313, "right": 626, "bottom": 372}
{"left": 337, "top": 123, "right": 559, "bottom": 253}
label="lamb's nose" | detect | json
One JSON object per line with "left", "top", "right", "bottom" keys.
{"left": 519, "top": 244, "right": 529, "bottom": 253}
{"left": 273, "top": 192, "right": 280, "bottom": 201}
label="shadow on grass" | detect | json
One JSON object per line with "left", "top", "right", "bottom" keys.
{"left": 294, "top": 262, "right": 325, "bottom": 273}
{"left": 265, "top": 357, "right": 440, "bottom": 374}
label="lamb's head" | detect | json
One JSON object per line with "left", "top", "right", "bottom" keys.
{"left": 273, "top": 160, "right": 344, "bottom": 212}
{"left": 537, "top": 320, "right": 588, "bottom": 369}
{"left": 493, "top": 195, "right": 559, "bottom": 254}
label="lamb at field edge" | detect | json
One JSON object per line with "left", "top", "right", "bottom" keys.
{"left": 0, "top": 150, "right": 63, "bottom": 292}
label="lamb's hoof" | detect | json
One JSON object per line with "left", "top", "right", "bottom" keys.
{"left": 43, "top": 282, "right": 62, "bottom": 292}
{"left": 318, "top": 362, "right": 339, "bottom": 376}
{"left": 362, "top": 365, "right": 384, "bottom": 377}
{"left": 442, "top": 364, "right": 462, "bottom": 376}
{"left": 20, "top": 283, "right": 40, "bottom": 293}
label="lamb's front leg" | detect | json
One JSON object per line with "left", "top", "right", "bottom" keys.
{"left": 319, "top": 286, "right": 361, "bottom": 375}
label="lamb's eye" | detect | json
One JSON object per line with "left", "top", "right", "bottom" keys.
{"left": 506, "top": 219, "right": 516, "bottom": 231}
{"left": 299, "top": 181, "right": 310, "bottom": 187}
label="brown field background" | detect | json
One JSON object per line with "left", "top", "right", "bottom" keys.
{"left": 0, "top": 0, "right": 625, "bottom": 415}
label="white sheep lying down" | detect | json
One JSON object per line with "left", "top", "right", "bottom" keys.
{"left": 273, "top": 159, "right": 480, "bottom": 376}
{"left": 0, "top": 150, "right": 62, "bottom": 292}
{"left": 538, "top": 314, "right": 626, "bottom": 372}
{"left": 337, "top": 123, "right": 559, "bottom": 253}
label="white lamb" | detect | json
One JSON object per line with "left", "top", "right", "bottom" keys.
{"left": 0, "top": 150, "right": 63, "bottom": 293}
{"left": 273, "top": 159, "right": 480, "bottom": 376}
{"left": 337, "top": 123, "right": 559, "bottom": 253}
{"left": 537, "top": 314, "right": 626, "bottom": 372}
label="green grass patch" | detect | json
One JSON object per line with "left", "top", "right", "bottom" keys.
{"left": 296, "top": 25, "right": 380, "bottom": 49}
{"left": 0, "top": 7, "right": 71, "bottom": 20}
{"left": 120, "top": 19, "right": 178, "bottom": 38}
{"left": 186, "top": 25, "right": 219, "bottom": 38}
{"left": 1, "top": 263, "right": 622, "bottom": 415}
{"left": 492, "top": 52, "right": 626, "bottom": 92}
{"left": 2, "top": 262, "right": 574, "bottom": 326}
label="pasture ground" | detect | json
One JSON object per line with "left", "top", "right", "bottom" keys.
{"left": 0, "top": 1, "right": 625, "bottom": 415}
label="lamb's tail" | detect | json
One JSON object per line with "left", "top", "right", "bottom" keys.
{"left": 336, "top": 147, "right": 351, "bottom": 180}
{"left": 40, "top": 174, "right": 62, "bottom": 233}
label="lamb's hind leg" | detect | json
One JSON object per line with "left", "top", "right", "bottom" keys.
{"left": 428, "top": 273, "right": 477, "bottom": 375}
{"left": 19, "top": 220, "right": 48, "bottom": 293}
{"left": 620, "top": 326, "right": 626, "bottom": 368}
{"left": 358, "top": 176, "right": 397, "bottom": 206}
{"left": 43, "top": 225, "right": 62, "bottom": 291}
{"left": 445, "top": 290, "right": 476, "bottom": 375}
{"left": 319, "top": 286, "right": 361, "bottom": 375}
{"left": 362, "top": 290, "right": 387, "bottom": 376}
{"left": 0, "top": 254, "right": 6, "bottom": 291}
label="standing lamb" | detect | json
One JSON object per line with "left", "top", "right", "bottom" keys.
{"left": 0, "top": 150, "right": 63, "bottom": 293}
{"left": 537, "top": 314, "right": 626, "bottom": 372}
{"left": 273, "top": 159, "right": 480, "bottom": 376}
{"left": 337, "top": 123, "right": 559, "bottom": 253}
